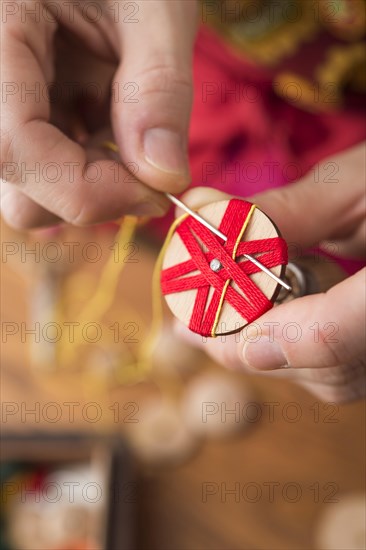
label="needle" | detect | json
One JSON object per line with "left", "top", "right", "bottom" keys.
{"left": 99, "top": 142, "right": 291, "bottom": 290}
{"left": 165, "top": 193, "right": 291, "bottom": 292}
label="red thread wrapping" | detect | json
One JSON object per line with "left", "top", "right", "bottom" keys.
{"left": 161, "top": 199, "right": 288, "bottom": 337}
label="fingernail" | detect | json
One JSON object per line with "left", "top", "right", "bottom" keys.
{"left": 144, "top": 128, "right": 189, "bottom": 175}
{"left": 130, "top": 200, "right": 166, "bottom": 217}
{"left": 242, "top": 337, "right": 289, "bottom": 370}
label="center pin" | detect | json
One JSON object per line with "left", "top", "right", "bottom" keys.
{"left": 210, "top": 258, "right": 222, "bottom": 272}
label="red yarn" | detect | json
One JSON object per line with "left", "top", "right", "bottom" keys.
{"left": 161, "top": 199, "right": 288, "bottom": 337}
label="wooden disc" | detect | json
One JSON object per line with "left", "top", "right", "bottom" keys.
{"left": 162, "top": 199, "right": 286, "bottom": 336}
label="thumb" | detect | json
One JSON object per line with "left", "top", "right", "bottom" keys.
{"left": 111, "top": 0, "right": 197, "bottom": 193}
{"left": 242, "top": 268, "right": 366, "bottom": 370}
{"left": 252, "top": 143, "right": 365, "bottom": 249}
{"left": 175, "top": 187, "right": 365, "bottom": 372}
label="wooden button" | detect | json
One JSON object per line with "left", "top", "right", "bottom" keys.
{"left": 161, "top": 199, "right": 286, "bottom": 336}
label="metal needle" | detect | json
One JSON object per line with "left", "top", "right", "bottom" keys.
{"left": 165, "top": 192, "right": 291, "bottom": 292}
{"left": 99, "top": 141, "right": 291, "bottom": 292}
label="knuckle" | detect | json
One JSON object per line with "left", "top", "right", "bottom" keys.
{"left": 136, "top": 63, "right": 192, "bottom": 100}
{"left": 63, "top": 189, "right": 104, "bottom": 227}
{"left": 63, "top": 200, "right": 91, "bottom": 227}
{"left": 1, "top": 210, "right": 28, "bottom": 231}
{"left": 1, "top": 191, "right": 33, "bottom": 230}
{"left": 312, "top": 296, "right": 344, "bottom": 368}
{"left": 317, "top": 326, "right": 342, "bottom": 367}
{"left": 1, "top": 132, "right": 18, "bottom": 179}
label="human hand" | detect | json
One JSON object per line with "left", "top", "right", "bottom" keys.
{"left": 175, "top": 143, "right": 366, "bottom": 402}
{"left": 1, "top": 0, "right": 197, "bottom": 228}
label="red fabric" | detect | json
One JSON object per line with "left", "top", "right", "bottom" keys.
{"left": 161, "top": 199, "right": 288, "bottom": 337}
{"left": 189, "top": 26, "right": 366, "bottom": 194}
{"left": 153, "top": 26, "right": 365, "bottom": 275}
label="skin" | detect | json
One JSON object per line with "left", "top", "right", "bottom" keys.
{"left": 1, "top": 2, "right": 364, "bottom": 401}
{"left": 1, "top": 0, "right": 198, "bottom": 228}
{"left": 175, "top": 144, "right": 366, "bottom": 403}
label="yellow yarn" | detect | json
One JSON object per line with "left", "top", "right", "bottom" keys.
{"left": 133, "top": 213, "right": 189, "bottom": 374}
{"left": 76, "top": 216, "right": 138, "bottom": 325}
{"left": 56, "top": 216, "right": 139, "bottom": 366}
{"left": 210, "top": 204, "right": 256, "bottom": 337}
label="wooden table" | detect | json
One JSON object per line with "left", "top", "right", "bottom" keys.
{"left": 1, "top": 221, "right": 365, "bottom": 550}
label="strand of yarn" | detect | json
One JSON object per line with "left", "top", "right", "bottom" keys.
{"left": 132, "top": 213, "right": 189, "bottom": 374}
{"left": 210, "top": 203, "right": 256, "bottom": 336}
{"left": 56, "top": 216, "right": 139, "bottom": 366}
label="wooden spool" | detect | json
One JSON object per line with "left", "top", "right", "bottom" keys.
{"left": 162, "top": 199, "right": 286, "bottom": 336}
{"left": 181, "top": 371, "right": 255, "bottom": 438}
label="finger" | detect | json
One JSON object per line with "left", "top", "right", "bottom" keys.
{"left": 174, "top": 319, "right": 244, "bottom": 370}
{"left": 174, "top": 319, "right": 366, "bottom": 404}
{"left": 251, "top": 143, "right": 366, "bottom": 248}
{"left": 178, "top": 187, "right": 229, "bottom": 213}
{"left": 181, "top": 143, "right": 365, "bottom": 248}
{"left": 322, "top": 218, "right": 366, "bottom": 258}
{"left": 175, "top": 269, "right": 366, "bottom": 389}
{"left": 293, "top": 364, "right": 366, "bottom": 403}
{"left": 1, "top": 180, "right": 61, "bottom": 229}
{"left": 174, "top": 187, "right": 365, "bottom": 372}
{"left": 179, "top": 142, "right": 365, "bottom": 252}
{"left": 112, "top": 0, "right": 197, "bottom": 193}
{"left": 1, "top": 15, "right": 169, "bottom": 228}
{"left": 242, "top": 268, "right": 366, "bottom": 370}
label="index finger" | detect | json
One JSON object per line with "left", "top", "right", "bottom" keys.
{"left": 1, "top": 10, "right": 168, "bottom": 225}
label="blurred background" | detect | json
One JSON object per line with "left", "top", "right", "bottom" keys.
{"left": 1, "top": 1, "right": 365, "bottom": 549}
